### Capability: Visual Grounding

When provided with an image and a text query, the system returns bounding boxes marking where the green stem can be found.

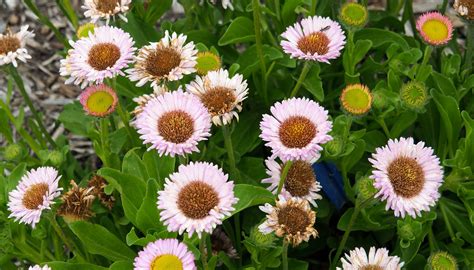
[464,22,474,70]
[200,234,209,270]
[252,0,268,105]
[116,100,139,146]
[276,161,293,196]
[100,118,110,167]
[332,204,361,269]
[282,241,289,270]
[274,0,281,21]
[9,66,57,148]
[310,0,317,16]
[290,62,311,97]
[222,125,240,181]
[234,213,242,267]
[376,118,391,138]
[48,215,86,261]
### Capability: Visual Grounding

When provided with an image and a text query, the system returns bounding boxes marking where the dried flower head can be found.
[88,175,115,210]
[57,180,95,222]
[454,0,474,20]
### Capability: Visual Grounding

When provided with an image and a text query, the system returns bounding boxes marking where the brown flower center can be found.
[22,183,49,210]
[277,205,311,235]
[200,87,237,116]
[145,47,182,78]
[0,35,20,55]
[157,110,194,144]
[279,116,317,148]
[177,181,219,219]
[95,0,119,13]
[361,265,383,270]
[387,157,424,198]
[297,32,330,55]
[88,43,121,71]
[284,161,316,197]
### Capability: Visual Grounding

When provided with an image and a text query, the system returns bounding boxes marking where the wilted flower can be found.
[134,238,196,270]
[337,247,404,270]
[416,12,453,46]
[87,175,115,210]
[0,26,34,67]
[57,180,95,222]
[454,0,474,20]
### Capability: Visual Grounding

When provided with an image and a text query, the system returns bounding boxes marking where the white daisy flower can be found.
[7,167,62,228]
[337,247,404,270]
[158,162,238,238]
[369,137,444,218]
[127,31,197,91]
[131,85,168,117]
[210,0,233,10]
[0,26,34,67]
[186,68,249,126]
[29,265,51,270]
[133,238,196,270]
[83,0,131,24]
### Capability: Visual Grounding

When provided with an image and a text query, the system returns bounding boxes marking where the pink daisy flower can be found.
[134,238,196,270]
[60,25,135,88]
[337,247,404,270]
[29,265,51,270]
[82,0,131,24]
[135,90,212,157]
[416,12,453,46]
[369,137,444,218]
[8,167,62,228]
[260,97,333,161]
[79,84,118,117]
[158,162,238,238]
[281,16,346,63]
[262,157,322,206]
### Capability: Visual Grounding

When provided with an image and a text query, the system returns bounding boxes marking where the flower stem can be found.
[48,214,86,261]
[252,0,268,105]
[310,0,317,16]
[376,118,391,138]
[282,241,289,270]
[276,161,293,196]
[200,233,209,270]
[331,205,360,269]
[100,118,110,167]
[222,124,240,181]
[116,100,139,146]
[8,65,57,148]
[290,62,311,97]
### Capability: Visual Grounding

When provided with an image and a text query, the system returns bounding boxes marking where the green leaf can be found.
[122,148,148,181]
[109,261,134,270]
[136,179,165,233]
[431,90,462,150]
[390,111,417,138]
[144,0,172,24]
[58,102,95,137]
[302,64,324,102]
[431,71,458,98]
[56,0,78,28]
[341,139,366,172]
[237,45,283,77]
[142,151,175,187]
[69,221,135,261]
[218,17,255,46]
[125,227,157,246]
[281,0,304,26]
[46,262,107,270]
[229,184,274,217]
[0,109,13,143]
[355,28,409,50]
[98,168,146,225]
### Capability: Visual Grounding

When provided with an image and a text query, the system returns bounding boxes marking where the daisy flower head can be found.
[7,167,62,228]
[135,90,212,157]
[127,31,197,91]
[131,85,168,117]
[79,84,118,117]
[29,265,51,270]
[337,247,404,270]
[369,137,444,218]
[340,84,373,116]
[134,238,196,270]
[0,26,34,67]
[259,195,317,247]
[157,162,238,238]
[83,0,131,24]
[281,16,346,63]
[61,25,135,88]
[186,68,248,126]
[262,158,322,206]
[416,12,453,46]
[260,97,333,161]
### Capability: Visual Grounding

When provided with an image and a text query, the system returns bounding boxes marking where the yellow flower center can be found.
[422,19,449,42]
[279,116,317,148]
[22,183,49,210]
[340,3,368,26]
[151,254,183,270]
[0,35,20,55]
[87,90,116,115]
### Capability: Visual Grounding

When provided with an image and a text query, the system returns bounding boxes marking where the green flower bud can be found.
[339,2,368,28]
[3,144,22,160]
[355,177,377,201]
[400,81,428,111]
[428,251,458,270]
[77,23,95,39]
[325,135,344,156]
[248,225,275,248]
[48,150,64,166]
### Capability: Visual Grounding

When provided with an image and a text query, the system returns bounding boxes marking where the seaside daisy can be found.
[28,265,51,270]
[339,2,368,28]
[340,84,373,116]
[134,238,196,270]
[400,81,428,111]
[369,137,444,218]
[186,69,248,126]
[428,251,458,270]
[158,162,238,238]
[281,16,346,63]
[135,90,211,157]
[127,31,197,91]
[79,84,118,117]
[454,0,474,19]
[0,26,34,67]
[416,12,453,46]
[60,25,135,87]
[83,0,131,24]
[262,158,322,206]
[337,247,404,270]
[131,85,168,116]
[260,97,333,161]
[195,51,221,75]
[7,167,62,228]
[259,196,317,246]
